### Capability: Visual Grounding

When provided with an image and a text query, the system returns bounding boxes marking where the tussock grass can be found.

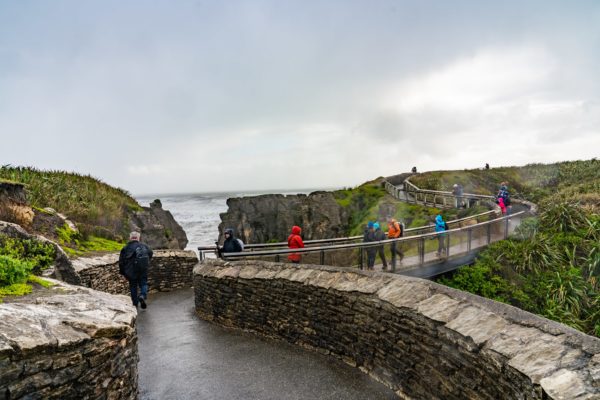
[0,165,142,240]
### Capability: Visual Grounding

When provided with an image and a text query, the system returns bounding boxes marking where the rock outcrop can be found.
[130,199,188,250]
[0,279,138,399]
[0,182,34,228]
[195,259,600,399]
[219,192,350,244]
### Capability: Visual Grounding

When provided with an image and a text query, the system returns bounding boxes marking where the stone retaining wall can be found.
[194,260,600,399]
[0,279,137,399]
[72,250,198,296]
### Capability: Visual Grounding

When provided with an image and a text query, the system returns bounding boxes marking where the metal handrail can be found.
[220,211,524,260]
[239,208,497,251]
[403,178,495,200]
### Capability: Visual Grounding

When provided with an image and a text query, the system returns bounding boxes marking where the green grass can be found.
[0,165,142,240]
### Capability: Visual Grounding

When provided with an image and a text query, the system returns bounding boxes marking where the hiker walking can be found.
[373,222,388,270]
[387,217,404,272]
[119,231,153,309]
[434,215,448,257]
[287,225,305,264]
[363,221,377,270]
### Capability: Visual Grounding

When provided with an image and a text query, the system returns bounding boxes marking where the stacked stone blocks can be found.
[194,260,600,399]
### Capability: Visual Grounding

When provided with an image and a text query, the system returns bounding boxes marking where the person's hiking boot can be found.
[139,297,147,309]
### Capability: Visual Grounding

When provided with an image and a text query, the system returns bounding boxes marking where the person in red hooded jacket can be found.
[287,225,305,263]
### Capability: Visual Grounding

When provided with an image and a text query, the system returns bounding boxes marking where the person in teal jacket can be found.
[435,215,447,257]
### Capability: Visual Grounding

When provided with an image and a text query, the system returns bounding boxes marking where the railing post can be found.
[419,237,425,265]
[275,254,280,262]
[467,228,472,252]
[445,233,450,257]
[504,217,509,239]
[320,250,325,265]
[487,223,491,245]
[359,247,364,270]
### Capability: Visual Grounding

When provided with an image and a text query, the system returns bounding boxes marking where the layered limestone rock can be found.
[0,279,137,399]
[72,250,198,295]
[0,182,34,228]
[219,192,349,244]
[194,259,600,399]
[131,199,188,250]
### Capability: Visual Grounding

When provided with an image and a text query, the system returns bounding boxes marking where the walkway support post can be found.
[320,250,325,265]
[487,224,492,245]
[467,228,472,252]
[504,218,510,239]
[359,248,364,270]
[419,237,425,265]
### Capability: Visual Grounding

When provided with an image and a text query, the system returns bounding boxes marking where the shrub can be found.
[0,255,34,286]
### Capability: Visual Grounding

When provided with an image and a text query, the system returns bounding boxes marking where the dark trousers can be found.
[366,249,376,269]
[128,273,148,306]
[376,246,387,268]
[390,241,404,271]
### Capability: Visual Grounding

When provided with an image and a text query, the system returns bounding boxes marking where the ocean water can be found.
[136,189,326,251]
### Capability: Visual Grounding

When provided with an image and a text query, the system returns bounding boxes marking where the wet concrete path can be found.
[137,289,397,400]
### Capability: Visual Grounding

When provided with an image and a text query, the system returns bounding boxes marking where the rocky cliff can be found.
[219,192,347,243]
[130,199,188,249]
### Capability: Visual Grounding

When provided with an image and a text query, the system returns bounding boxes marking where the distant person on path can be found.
[387,217,404,272]
[119,231,153,309]
[373,222,388,270]
[220,228,243,255]
[434,215,447,257]
[485,163,490,170]
[452,183,464,209]
[411,166,417,173]
[497,182,512,215]
[363,221,376,270]
[287,225,305,264]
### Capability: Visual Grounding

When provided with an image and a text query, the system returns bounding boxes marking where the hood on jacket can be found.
[367,221,374,229]
[224,228,234,236]
[291,225,302,235]
[373,222,380,230]
[435,215,444,224]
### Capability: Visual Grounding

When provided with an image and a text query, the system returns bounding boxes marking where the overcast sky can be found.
[1,1,599,195]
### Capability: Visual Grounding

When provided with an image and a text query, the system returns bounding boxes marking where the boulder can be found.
[130,199,188,250]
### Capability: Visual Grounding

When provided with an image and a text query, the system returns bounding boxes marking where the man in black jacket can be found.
[119,231,153,309]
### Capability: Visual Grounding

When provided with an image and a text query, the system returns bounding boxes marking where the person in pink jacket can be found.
[498,197,507,215]
[287,225,305,263]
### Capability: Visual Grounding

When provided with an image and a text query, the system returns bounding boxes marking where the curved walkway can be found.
[137,289,396,400]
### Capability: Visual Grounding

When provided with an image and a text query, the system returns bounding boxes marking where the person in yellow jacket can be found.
[387,217,404,272]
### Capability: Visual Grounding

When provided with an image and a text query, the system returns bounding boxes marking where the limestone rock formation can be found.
[219,192,348,243]
[0,279,138,399]
[130,199,188,250]
[0,182,34,228]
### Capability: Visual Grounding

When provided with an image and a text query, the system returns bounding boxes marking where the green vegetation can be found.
[436,159,600,337]
[0,234,55,274]
[56,223,124,256]
[0,165,142,241]
[0,235,56,302]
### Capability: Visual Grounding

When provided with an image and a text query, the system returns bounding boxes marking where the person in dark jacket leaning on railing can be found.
[220,228,242,256]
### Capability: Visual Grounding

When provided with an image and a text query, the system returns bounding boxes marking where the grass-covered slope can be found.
[0,165,141,240]
[332,178,488,236]
[431,159,600,336]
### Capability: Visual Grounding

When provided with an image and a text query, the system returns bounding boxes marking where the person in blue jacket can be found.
[435,215,447,257]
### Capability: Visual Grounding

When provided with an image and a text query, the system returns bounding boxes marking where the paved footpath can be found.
[137,288,396,400]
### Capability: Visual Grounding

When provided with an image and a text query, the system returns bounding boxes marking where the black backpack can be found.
[444,222,449,231]
[133,244,150,276]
